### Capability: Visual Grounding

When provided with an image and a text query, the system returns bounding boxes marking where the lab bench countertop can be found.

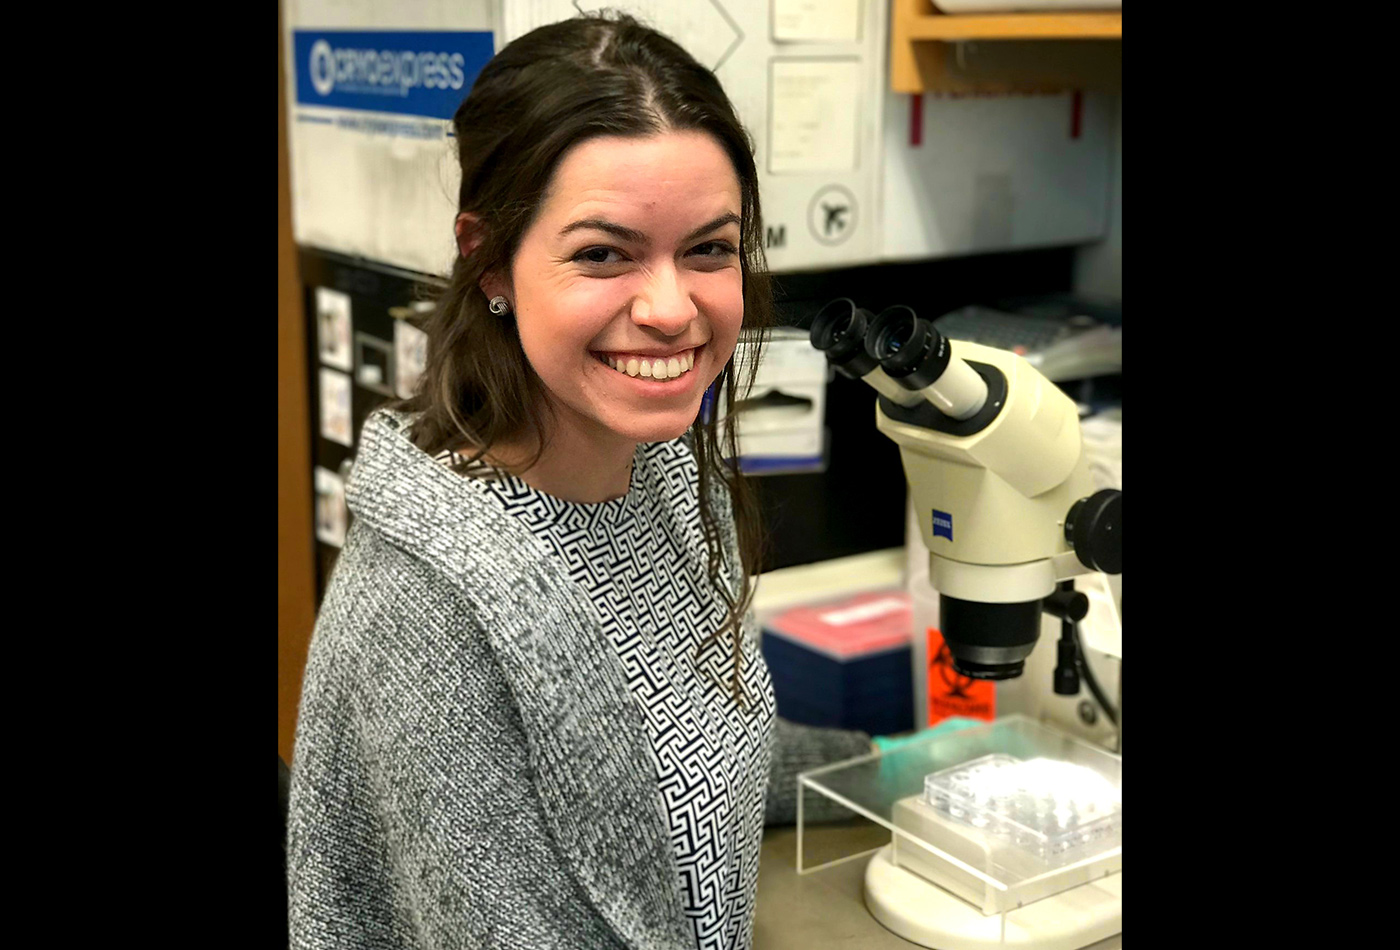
[755,824,917,949]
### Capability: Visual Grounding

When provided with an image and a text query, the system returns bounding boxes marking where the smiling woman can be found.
[480,131,745,461]
[286,12,876,950]
[399,15,775,705]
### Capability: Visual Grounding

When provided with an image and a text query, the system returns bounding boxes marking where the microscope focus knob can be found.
[1065,489,1122,574]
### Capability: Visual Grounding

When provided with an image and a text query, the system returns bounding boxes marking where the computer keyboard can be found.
[933,305,1087,354]
[933,305,1121,382]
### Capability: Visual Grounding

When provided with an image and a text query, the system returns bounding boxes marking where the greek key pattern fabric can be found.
[438,441,777,950]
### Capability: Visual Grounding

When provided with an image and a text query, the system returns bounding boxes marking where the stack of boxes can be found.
[760,589,914,737]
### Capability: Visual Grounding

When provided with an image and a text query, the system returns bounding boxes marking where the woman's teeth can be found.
[603,349,696,380]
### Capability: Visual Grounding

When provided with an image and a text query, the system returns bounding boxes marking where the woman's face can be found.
[498,130,745,447]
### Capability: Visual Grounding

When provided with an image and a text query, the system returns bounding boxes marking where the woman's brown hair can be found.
[389,11,772,705]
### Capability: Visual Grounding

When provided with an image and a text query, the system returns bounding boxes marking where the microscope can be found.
[804,300,1124,948]
[808,299,1121,691]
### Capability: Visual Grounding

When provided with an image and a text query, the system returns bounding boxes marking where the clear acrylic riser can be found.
[797,716,1122,923]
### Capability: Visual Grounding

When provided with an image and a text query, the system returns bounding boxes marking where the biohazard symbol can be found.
[932,643,977,699]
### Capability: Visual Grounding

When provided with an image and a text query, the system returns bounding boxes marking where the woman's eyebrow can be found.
[557,212,741,245]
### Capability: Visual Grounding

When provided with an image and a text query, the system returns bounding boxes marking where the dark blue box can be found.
[760,591,915,737]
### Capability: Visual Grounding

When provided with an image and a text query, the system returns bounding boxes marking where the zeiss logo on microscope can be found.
[293,31,494,119]
[932,510,954,542]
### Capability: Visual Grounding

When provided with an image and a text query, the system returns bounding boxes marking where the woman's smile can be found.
[590,344,703,389]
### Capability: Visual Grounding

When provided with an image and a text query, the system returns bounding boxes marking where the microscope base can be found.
[864,844,1122,950]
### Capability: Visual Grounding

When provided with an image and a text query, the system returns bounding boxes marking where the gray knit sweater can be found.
[286,408,872,950]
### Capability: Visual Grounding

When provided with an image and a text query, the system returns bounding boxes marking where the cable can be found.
[1071,621,1118,727]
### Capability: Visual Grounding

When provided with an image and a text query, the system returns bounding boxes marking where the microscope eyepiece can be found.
[865,306,988,420]
[865,306,951,386]
[810,298,878,379]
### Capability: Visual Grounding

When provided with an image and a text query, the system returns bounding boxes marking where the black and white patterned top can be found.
[436,440,777,950]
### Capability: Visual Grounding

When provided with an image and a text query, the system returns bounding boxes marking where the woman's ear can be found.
[455,212,484,260]
[457,212,511,306]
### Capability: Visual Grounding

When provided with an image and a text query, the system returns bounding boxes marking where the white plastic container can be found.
[922,754,1121,865]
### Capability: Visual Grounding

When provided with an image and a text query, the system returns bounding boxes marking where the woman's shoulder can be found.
[314,522,491,663]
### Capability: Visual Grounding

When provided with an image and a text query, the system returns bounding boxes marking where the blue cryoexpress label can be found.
[931,509,953,542]
[293,31,495,119]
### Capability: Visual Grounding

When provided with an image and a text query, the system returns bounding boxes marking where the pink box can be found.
[764,590,912,660]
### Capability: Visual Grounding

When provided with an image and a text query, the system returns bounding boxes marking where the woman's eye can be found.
[574,247,622,265]
[692,241,737,258]
[573,242,736,268]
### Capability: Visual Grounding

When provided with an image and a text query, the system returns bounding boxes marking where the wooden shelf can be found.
[892,3,1122,94]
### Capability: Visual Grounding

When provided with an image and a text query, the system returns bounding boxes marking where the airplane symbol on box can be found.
[808,185,857,246]
[821,203,848,234]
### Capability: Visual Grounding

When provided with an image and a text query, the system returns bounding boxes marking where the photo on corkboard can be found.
[314,466,347,548]
[354,333,395,397]
[315,287,352,371]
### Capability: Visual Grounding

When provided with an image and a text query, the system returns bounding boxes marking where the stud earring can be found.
[488,295,511,315]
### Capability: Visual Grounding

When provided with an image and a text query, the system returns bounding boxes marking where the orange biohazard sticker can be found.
[926,628,996,727]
